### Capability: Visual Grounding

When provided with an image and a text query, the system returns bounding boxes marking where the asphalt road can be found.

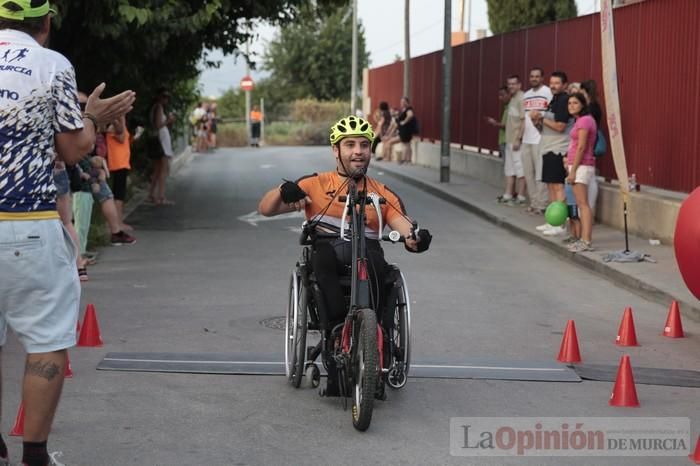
[3,146,698,465]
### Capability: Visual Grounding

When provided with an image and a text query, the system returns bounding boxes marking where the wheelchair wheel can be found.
[387,270,411,390]
[285,271,307,388]
[351,308,378,432]
[304,363,321,389]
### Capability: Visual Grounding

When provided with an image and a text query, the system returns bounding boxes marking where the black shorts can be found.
[541,152,567,184]
[111,169,129,201]
[568,205,579,219]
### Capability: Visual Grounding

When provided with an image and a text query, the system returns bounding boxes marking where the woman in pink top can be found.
[566,93,597,252]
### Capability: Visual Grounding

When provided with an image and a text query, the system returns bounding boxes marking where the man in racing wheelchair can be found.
[258,115,432,396]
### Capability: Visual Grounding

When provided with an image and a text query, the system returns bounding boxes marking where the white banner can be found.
[601,0,630,199]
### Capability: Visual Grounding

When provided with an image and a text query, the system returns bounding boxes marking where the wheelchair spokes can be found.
[285,271,307,388]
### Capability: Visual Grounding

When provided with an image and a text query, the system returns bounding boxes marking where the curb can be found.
[379,165,700,323]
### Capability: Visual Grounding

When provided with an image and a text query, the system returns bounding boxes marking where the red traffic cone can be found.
[609,355,640,407]
[65,351,73,378]
[690,435,700,464]
[10,402,24,436]
[77,304,103,347]
[615,307,639,346]
[557,320,582,363]
[662,300,684,338]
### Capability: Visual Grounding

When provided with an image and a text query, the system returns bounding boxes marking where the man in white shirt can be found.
[520,67,552,215]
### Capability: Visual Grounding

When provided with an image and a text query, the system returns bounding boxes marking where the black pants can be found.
[311,239,389,327]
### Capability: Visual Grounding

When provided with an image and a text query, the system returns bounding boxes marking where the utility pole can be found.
[245,43,251,145]
[350,0,358,114]
[403,0,410,98]
[441,0,452,183]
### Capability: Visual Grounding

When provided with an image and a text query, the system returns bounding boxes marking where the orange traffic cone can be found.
[77,304,103,347]
[662,301,684,338]
[557,320,582,363]
[609,355,640,407]
[10,402,24,436]
[615,307,639,346]
[65,351,73,378]
[690,435,700,464]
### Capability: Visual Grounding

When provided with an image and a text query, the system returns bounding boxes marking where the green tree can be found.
[486,0,577,34]
[48,0,342,127]
[263,5,369,101]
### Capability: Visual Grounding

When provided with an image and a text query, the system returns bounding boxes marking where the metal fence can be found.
[367,0,700,193]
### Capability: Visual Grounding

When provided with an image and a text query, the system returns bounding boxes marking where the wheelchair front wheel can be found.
[351,308,378,432]
[285,271,307,388]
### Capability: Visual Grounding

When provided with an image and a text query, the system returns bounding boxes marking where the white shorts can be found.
[158,127,174,157]
[0,219,80,353]
[568,165,595,185]
[504,144,524,177]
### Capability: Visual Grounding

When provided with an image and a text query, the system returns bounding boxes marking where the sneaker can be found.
[514,196,527,206]
[543,226,566,236]
[110,231,136,246]
[568,240,594,253]
[536,223,552,232]
[497,195,513,204]
[561,235,578,244]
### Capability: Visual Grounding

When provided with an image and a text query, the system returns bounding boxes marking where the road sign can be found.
[240,75,254,92]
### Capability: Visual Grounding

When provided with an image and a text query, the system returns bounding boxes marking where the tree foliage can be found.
[486,0,577,35]
[262,5,369,102]
[48,0,342,124]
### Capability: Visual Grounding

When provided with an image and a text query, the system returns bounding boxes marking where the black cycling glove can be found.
[279,180,307,204]
[406,229,432,253]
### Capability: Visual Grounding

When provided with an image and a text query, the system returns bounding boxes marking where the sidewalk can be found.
[374,160,700,322]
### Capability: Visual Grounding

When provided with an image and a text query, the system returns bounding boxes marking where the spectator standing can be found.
[383,97,416,164]
[0,4,135,464]
[149,88,176,205]
[250,104,262,147]
[53,159,88,281]
[566,93,598,252]
[106,115,137,231]
[580,80,602,217]
[521,68,552,215]
[372,101,393,160]
[486,86,510,159]
[190,102,207,152]
[531,71,570,236]
[208,102,218,150]
[498,75,527,205]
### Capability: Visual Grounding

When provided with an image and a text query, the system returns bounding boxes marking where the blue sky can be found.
[198,0,600,98]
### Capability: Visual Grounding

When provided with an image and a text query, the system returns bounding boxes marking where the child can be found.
[89,155,109,194]
[563,183,580,243]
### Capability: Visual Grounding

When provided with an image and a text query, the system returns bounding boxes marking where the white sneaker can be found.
[543,226,566,236]
[536,223,552,231]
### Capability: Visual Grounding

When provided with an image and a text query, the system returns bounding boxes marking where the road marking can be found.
[259,164,275,169]
[237,210,304,227]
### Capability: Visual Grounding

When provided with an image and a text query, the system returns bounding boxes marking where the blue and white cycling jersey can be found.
[0,29,83,217]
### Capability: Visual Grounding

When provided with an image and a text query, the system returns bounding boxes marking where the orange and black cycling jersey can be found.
[296,171,407,240]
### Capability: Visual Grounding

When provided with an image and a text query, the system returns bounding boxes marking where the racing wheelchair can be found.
[284,179,413,431]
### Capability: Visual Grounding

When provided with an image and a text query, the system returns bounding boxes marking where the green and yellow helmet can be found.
[0,0,55,20]
[329,115,375,145]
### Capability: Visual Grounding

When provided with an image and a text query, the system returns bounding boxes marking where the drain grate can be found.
[260,316,286,331]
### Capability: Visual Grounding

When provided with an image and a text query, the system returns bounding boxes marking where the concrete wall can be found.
[413,141,683,244]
